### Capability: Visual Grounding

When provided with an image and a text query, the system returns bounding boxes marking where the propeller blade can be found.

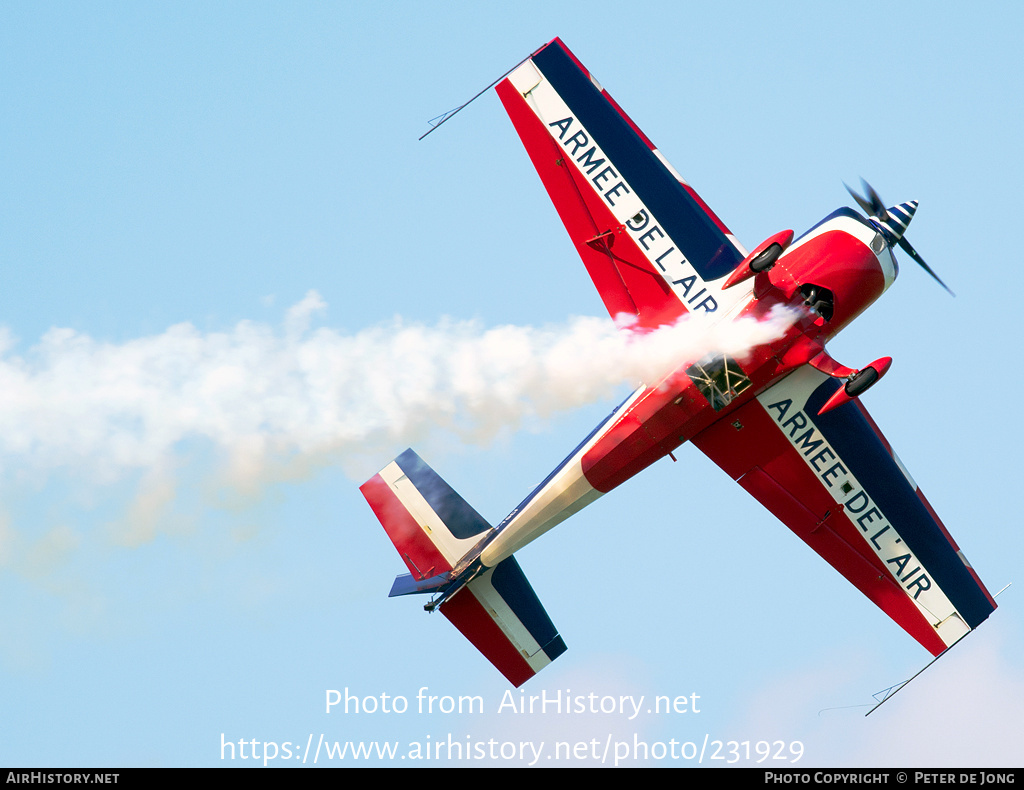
[897,237,955,296]
[844,181,875,216]
[861,179,890,222]
[844,179,952,295]
[845,179,890,221]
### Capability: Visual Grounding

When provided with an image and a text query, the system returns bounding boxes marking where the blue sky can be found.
[2,1,1022,767]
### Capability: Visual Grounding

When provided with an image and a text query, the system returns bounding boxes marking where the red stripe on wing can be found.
[496,72,686,328]
[693,397,949,656]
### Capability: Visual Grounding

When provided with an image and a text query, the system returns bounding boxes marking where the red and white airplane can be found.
[360,38,996,687]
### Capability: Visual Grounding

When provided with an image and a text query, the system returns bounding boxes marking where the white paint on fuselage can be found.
[478,215,891,569]
[480,385,647,567]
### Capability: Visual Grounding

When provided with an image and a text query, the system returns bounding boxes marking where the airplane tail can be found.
[360,449,567,686]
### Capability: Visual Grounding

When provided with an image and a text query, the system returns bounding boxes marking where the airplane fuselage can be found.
[479,207,897,567]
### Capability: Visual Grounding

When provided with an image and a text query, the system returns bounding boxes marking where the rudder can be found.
[360,448,491,580]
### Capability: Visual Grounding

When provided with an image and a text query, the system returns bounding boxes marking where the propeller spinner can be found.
[845,179,954,296]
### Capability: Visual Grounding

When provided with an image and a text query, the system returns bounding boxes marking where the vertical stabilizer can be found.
[360,449,568,685]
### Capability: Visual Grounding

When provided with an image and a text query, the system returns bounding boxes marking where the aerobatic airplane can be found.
[360,38,996,687]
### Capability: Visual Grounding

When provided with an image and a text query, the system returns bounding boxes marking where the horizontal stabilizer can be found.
[440,557,566,687]
[389,571,451,597]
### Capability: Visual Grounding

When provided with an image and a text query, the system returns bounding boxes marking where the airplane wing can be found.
[691,365,997,655]
[496,38,747,329]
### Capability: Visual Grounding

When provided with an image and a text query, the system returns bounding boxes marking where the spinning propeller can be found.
[844,179,954,296]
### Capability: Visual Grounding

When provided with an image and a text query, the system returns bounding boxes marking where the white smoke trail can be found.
[0,292,798,502]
